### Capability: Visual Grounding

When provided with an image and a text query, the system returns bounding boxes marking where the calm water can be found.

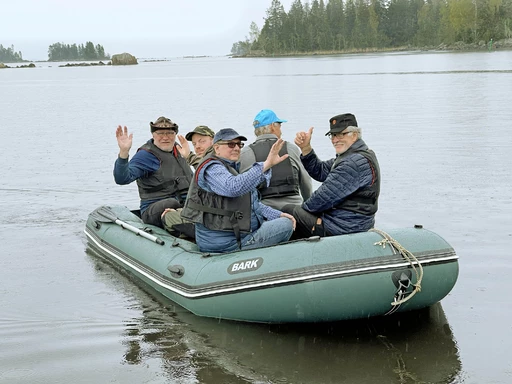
[1,51,511,383]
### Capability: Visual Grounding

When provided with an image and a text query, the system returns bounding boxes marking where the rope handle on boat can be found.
[370,228,424,306]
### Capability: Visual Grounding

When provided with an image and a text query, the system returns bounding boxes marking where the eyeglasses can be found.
[218,141,244,149]
[155,131,176,137]
[327,131,352,139]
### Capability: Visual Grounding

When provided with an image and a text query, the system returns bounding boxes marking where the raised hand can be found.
[116,125,133,159]
[263,138,289,172]
[176,135,191,158]
[294,126,314,155]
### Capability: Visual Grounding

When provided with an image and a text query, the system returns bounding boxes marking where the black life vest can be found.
[332,146,380,215]
[180,154,252,245]
[249,139,300,198]
[136,140,193,202]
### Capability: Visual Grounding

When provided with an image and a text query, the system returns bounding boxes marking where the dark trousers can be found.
[281,204,328,239]
[141,198,182,228]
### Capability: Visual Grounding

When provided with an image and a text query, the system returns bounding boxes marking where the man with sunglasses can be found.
[114,116,193,228]
[240,109,312,210]
[282,113,380,239]
[181,128,296,253]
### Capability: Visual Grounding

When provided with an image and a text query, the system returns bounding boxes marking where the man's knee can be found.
[281,204,299,215]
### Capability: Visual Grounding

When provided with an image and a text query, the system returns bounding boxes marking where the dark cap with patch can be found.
[150,116,179,133]
[185,125,215,141]
[326,113,358,136]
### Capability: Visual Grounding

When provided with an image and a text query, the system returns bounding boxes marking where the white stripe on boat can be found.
[85,229,458,299]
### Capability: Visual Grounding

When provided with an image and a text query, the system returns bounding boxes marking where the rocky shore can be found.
[0,63,35,69]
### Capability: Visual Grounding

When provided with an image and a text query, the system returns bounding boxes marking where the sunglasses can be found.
[218,141,245,149]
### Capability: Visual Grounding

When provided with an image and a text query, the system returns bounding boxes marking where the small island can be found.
[231,0,512,57]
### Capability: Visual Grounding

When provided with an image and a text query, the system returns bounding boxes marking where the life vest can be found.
[249,139,300,198]
[331,145,380,215]
[136,140,192,202]
[180,154,252,245]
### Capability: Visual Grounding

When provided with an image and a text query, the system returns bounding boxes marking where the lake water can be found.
[1,51,511,383]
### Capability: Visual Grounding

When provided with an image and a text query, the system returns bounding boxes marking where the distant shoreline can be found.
[231,39,512,58]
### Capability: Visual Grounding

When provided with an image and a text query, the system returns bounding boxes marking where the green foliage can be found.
[231,22,261,55]
[48,42,110,61]
[236,0,512,55]
[0,44,23,62]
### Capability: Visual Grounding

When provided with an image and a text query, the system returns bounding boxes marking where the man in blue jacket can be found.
[181,128,296,253]
[283,113,380,238]
[114,116,193,228]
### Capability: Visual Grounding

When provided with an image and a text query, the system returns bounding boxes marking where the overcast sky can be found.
[2,0,295,61]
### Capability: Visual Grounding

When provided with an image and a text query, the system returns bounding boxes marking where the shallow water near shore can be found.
[1,51,511,383]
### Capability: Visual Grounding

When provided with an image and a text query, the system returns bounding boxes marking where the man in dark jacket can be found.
[114,116,193,228]
[282,113,380,238]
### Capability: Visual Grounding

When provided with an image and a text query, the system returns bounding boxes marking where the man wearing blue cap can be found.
[282,113,380,238]
[240,109,312,210]
[181,128,296,253]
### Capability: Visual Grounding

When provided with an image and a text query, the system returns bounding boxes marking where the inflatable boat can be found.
[84,205,459,323]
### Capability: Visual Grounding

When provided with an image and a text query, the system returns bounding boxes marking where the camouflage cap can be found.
[150,116,179,133]
[185,125,215,141]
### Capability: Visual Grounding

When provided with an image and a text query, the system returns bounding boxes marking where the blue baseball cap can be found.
[213,128,248,144]
[253,109,287,129]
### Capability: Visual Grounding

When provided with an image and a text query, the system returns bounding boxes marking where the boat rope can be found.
[370,228,424,306]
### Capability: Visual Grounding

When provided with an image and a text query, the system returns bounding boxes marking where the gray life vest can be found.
[249,139,300,198]
[180,154,252,245]
[331,146,380,215]
[136,140,192,202]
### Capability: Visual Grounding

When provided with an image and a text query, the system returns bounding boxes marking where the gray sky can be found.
[2,0,294,61]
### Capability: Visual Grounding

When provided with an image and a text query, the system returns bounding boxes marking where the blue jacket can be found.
[301,139,378,235]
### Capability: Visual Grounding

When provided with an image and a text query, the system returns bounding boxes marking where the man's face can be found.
[191,133,213,156]
[214,140,244,162]
[152,129,177,152]
[329,130,358,155]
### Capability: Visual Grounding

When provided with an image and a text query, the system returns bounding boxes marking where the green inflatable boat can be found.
[84,205,459,323]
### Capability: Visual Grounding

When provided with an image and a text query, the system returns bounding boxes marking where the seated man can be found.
[177,125,215,169]
[161,125,216,236]
[181,128,296,253]
[282,113,380,238]
[113,116,193,228]
[240,109,312,210]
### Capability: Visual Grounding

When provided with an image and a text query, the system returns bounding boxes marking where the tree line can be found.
[0,44,23,62]
[232,0,512,55]
[48,41,110,61]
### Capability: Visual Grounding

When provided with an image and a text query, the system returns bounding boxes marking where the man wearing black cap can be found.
[282,113,380,238]
[113,116,193,228]
[181,128,296,253]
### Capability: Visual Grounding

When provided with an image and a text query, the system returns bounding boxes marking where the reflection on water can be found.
[88,248,462,384]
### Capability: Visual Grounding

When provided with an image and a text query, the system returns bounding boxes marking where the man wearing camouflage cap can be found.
[282,113,381,239]
[114,116,193,228]
[177,125,215,169]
